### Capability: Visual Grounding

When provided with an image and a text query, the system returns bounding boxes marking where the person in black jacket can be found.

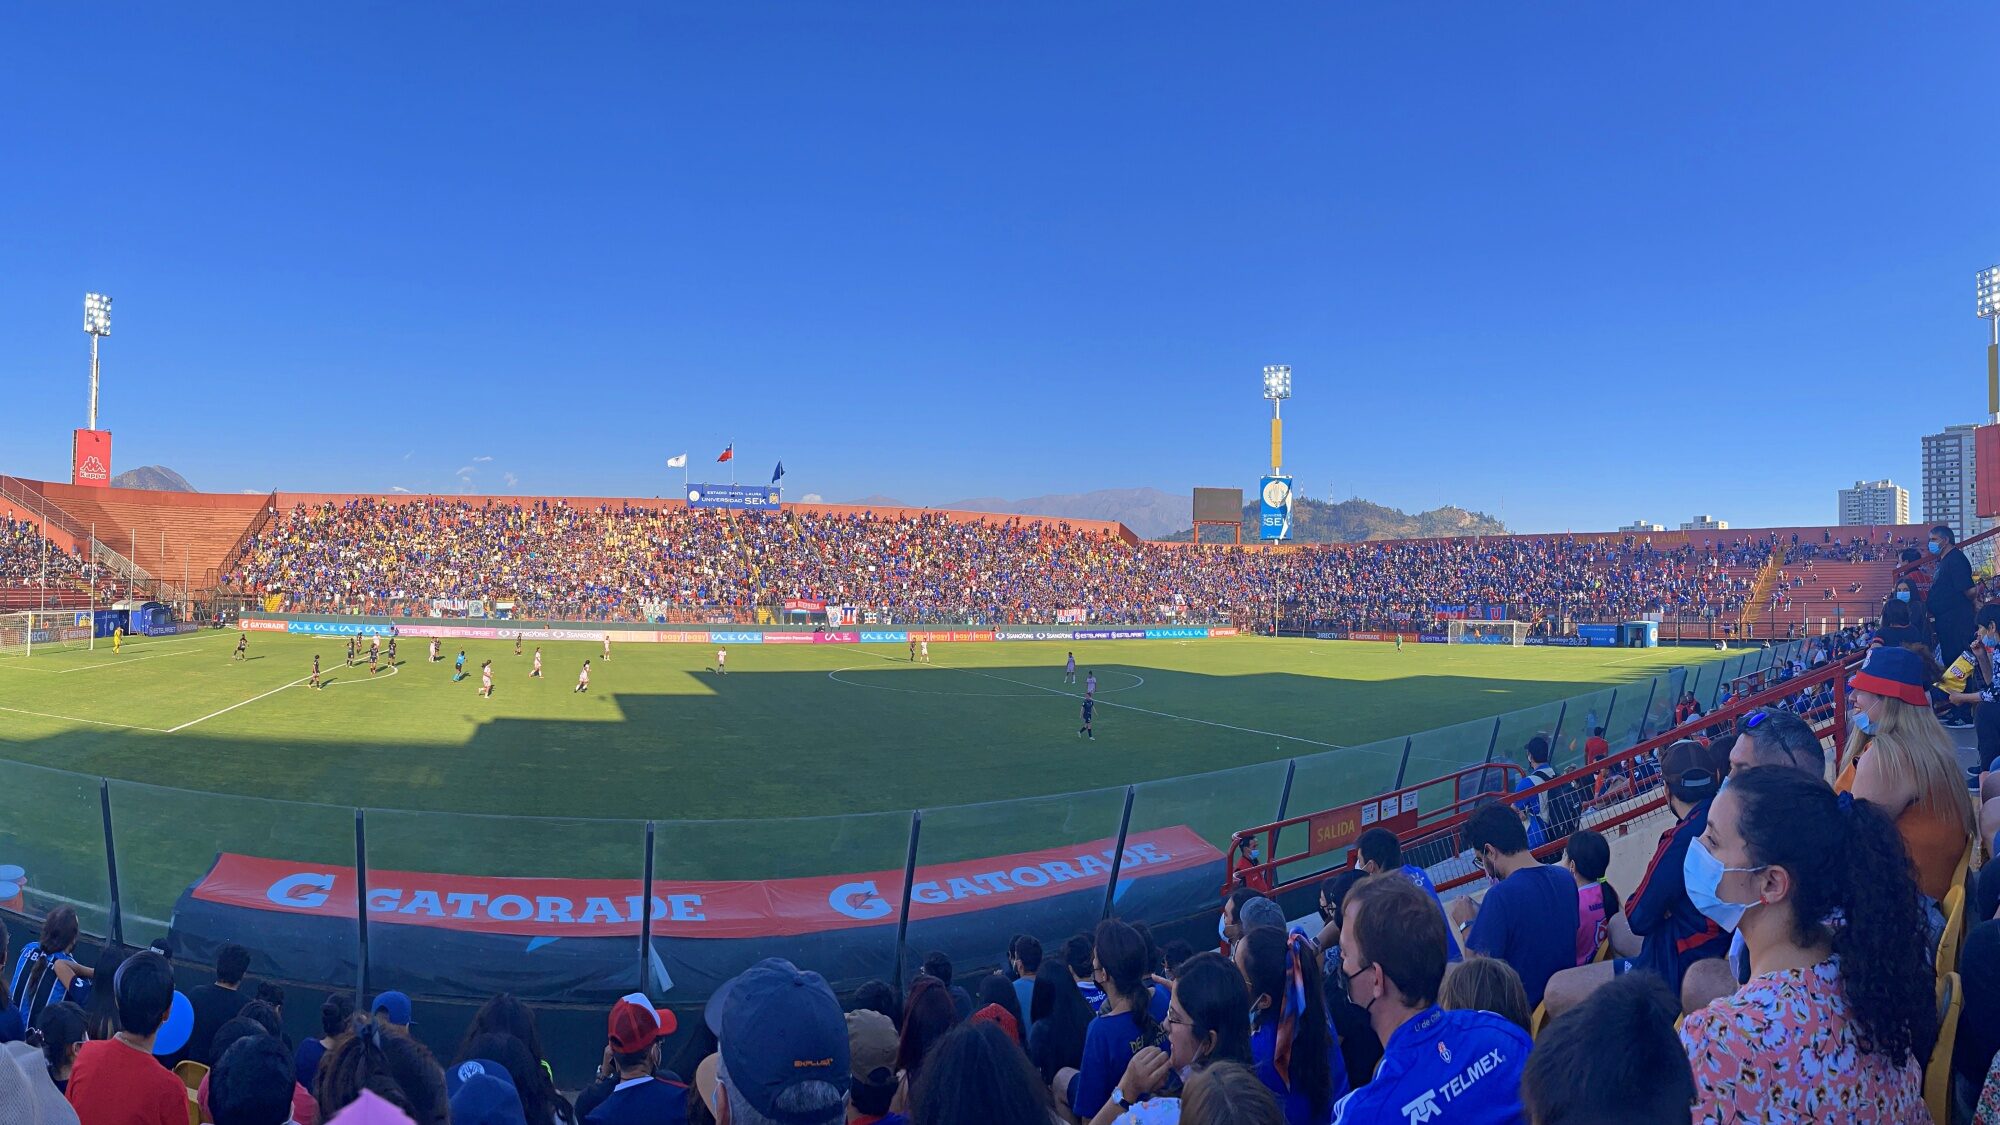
[1930,525,1976,725]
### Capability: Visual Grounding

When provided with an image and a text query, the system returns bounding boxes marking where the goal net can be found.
[1446,620,1529,646]
[0,611,96,657]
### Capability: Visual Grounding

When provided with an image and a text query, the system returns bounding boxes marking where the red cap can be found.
[608,994,678,1054]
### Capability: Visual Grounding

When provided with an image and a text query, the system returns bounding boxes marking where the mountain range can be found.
[842,487,1507,541]
[111,465,195,492]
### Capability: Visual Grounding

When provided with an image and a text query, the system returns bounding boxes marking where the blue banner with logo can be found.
[859,631,908,643]
[686,483,781,511]
[1145,626,1209,639]
[286,620,394,637]
[1258,476,1293,541]
[1577,624,1620,647]
[709,630,765,644]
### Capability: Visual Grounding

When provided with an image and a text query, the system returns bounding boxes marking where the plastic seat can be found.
[1926,971,1960,1125]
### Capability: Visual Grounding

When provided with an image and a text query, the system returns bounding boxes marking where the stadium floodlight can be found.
[1262,364,1293,401]
[1982,267,2000,420]
[83,292,112,431]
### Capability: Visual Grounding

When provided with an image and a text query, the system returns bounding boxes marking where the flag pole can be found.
[731,441,737,486]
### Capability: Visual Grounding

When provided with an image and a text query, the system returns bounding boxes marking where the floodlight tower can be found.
[83,293,112,429]
[1980,267,2000,421]
[1262,364,1291,475]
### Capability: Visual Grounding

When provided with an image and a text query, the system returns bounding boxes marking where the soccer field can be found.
[0,629,1728,938]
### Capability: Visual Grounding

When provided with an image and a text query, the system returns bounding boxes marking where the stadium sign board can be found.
[686,483,781,511]
[1258,475,1293,541]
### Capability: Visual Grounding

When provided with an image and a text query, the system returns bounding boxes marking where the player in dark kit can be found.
[346,637,356,666]
[233,633,247,661]
[310,654,321,690]
[1078,698,1095,740]
[515,632,523,656]
[386,636,397,663]
[369,635,380,674]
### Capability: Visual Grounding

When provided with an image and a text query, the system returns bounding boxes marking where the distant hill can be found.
[837,488,1189,538]
[1161,495,1507,543]
[111,465,195,492]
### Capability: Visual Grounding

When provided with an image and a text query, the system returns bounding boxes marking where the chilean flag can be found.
[716,445,734,463]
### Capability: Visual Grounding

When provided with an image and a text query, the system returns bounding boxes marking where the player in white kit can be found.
[716,647,728,675]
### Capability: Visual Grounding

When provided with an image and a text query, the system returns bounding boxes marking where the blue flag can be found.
[772,461,785,484]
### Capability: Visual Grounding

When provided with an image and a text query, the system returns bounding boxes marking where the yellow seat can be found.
[173,1060,207,1094]
[1937,885,1966,980]
[1529,1001,1548,1038]
[1592,935,1612,963]
[1926,972,1961,1125]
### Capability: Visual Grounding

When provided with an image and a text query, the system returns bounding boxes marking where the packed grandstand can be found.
[4,476,1999,1125]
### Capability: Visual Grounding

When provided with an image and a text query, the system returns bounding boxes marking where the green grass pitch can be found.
[0,629,1723,940]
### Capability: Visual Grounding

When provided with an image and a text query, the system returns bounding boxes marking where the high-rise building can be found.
[1837,480,1909,526]
[1679,515,1728,531]
[1618,520,1665,533]
[1920,426,1992,551]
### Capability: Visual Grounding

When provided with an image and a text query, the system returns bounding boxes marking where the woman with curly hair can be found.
[1679,766,1937,1122]
[314,1018,448,1125]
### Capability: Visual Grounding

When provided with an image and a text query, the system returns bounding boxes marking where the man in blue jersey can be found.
[1332,874,1529,1124]
[1445,802,1579,1008]
[1356,828,1461,963]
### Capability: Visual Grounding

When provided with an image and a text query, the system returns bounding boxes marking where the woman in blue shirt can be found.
[1236,926,1345,1125]
[1069,921,1171,1120]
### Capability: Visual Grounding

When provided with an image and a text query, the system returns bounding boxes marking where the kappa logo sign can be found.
[78,456,107,481]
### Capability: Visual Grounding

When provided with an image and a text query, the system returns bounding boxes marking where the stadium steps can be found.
[32,483,266,598]
[1737,548,1784,631]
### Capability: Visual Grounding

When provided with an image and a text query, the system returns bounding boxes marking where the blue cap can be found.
[704,958,849,1124]
[447,1060,527,1125]
[371,990,413,1026]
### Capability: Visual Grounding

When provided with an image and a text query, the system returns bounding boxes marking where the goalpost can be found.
[0,611,97,657]
[1446,620,1530,647]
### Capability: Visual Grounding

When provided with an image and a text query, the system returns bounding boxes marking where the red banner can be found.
[1210,627,1239,637]
[71,429,112,487]
[190,826,1220,940]
[783,598,826,613]
[240,619,288,632]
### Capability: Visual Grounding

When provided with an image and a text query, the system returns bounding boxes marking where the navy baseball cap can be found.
[703,958,849,1124]
[446,1059,527,1125]
[371,990,413,1026]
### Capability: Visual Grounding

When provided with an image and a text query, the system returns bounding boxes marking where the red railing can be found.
[1222,648,1865,899]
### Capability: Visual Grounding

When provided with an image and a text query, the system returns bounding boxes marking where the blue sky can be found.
[2,3,1995,533]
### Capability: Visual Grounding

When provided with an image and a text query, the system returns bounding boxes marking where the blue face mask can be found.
[1930,541,1943,555]
[1896,590,1911,602]
[1219,913,1230,944]
[1853,709,1874,735]
[1682,836,1766,933]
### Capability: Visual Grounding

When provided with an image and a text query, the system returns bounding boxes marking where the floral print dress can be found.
[1680,956,1930,1124]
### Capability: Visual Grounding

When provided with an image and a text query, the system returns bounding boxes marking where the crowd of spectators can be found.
[0,518,106,597]
[220,499,1913,630]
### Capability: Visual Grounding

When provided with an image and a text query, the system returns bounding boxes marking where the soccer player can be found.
[716,646,727,675]
[479,660,493,698]
[386,636,397,663]
[454,649,467,681]
[531,647,543,678]
[575,660,591,694]
[1078,697,1095,740]
[1085,670,1097,698]
[1396,632,1404,651]
[603,634,612,661]
[908,638,918,661]
[429,638,440,663]
[369,635,380,674]
[346,637,357,667]
[309,653,321,690]
[1065,651,1076,684]
[233,633,248,661]
[920,638,930,663]
[112,626,122,654]
[515,632,523,656]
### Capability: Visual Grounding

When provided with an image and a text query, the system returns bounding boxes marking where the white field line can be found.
[0,704,170,733]
[836,646,1366,754]
[57,647,208,673]
[166,660,403,732]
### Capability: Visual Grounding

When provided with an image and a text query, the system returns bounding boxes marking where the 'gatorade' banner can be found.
[188,826,1220,941]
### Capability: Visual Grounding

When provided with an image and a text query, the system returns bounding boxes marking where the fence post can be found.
[1549,701,1568,761]
[1635,678,1659,741]
[354,810,370,1005]
[1600,689,1619,747]
[1100,786,1138,921]
[1273,760,1297,823]
[1480,717,1502,768]
[637,821,656,993]
[892,811,922,987]
[98,780,124,948]
[1392,736,1414,789]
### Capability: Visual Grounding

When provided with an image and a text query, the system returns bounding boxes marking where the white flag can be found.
[666,453,688,468]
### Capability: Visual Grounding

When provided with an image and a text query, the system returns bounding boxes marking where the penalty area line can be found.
[0,704,170,733]
[837,647,1366,755]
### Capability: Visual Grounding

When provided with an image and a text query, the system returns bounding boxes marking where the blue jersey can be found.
[1401,865,1463,963]
[1081,700,1094,721]
[1332,1007,1528,1125]
[455,654,466,669]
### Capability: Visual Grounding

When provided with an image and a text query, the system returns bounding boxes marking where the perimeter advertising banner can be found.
[686,483,781,511]
[1258,476,1293,541]
[71,429,112,487]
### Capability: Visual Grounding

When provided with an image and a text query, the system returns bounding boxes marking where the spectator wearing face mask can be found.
[1353,829,1460,964]
[1086,952,1252,1125]
[1444,802,1579,1009]
[1331,875,1529,1124]
[1841,646,1977,905]
[1679,767,1935,1122]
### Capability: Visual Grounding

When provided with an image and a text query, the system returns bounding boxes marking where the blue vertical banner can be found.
[1259,476,1293,541]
